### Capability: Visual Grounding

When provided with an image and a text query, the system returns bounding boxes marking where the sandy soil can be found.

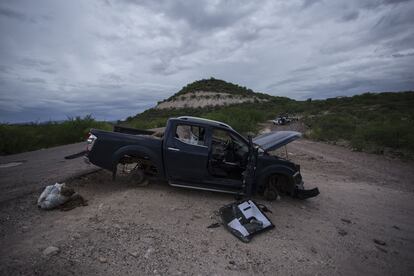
[156,91,266,109]
[1,129,413,275]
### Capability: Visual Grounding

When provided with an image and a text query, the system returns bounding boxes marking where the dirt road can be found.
[0,143,98,203]
[1,137,413,275]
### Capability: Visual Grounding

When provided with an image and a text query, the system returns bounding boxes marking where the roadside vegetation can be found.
[302,92,414,157]
[0,115,112,155]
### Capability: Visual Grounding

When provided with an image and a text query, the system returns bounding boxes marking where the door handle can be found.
[168,147,180,152]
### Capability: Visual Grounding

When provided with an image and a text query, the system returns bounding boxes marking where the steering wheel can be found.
[224,139,232,150]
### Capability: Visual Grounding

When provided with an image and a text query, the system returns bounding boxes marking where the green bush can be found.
[0,115,112,155]
[302,92,414,157]
[351,119,414,154]
[204,105,266,134]
[306,114,356,141]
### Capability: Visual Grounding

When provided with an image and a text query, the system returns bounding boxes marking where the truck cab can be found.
[163,117,250,194]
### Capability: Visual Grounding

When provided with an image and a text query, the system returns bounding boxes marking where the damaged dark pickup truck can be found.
[84,116,319,200]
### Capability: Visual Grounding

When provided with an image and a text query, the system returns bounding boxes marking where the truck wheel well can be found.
[261,173,294,199]
[113,154,158,179]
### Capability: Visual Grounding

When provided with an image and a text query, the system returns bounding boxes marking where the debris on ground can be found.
[59,193,88,211]
[373,239,387,246]
[219,200,274,243]
[338,229,348,236]
[98,257,107,263]
[341,218,352,224]
[207,222,221,229]
[129,251,139,258]
[256,203,273,213]
[37,183,87,210]
[38,183,70,209]
[375,246,388,253]
[42,246,59,256]
[144,247,155,259]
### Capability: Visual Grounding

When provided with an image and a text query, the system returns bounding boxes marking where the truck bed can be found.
[87,128,164,173]
[113,125,165,138]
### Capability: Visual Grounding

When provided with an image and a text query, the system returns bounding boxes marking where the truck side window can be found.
[211,129,248,163]
[175,124,206,146]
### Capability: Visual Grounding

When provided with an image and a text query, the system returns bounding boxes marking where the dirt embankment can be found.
[1,131,414,275]
[155,91,267,109]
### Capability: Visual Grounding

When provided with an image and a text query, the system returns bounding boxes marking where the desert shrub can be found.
[302,92,414,157]
[351,119,414,154]
[205,107,265,134]
[305,114,356,141]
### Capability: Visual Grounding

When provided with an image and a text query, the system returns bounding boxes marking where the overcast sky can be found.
[0,0,413,123]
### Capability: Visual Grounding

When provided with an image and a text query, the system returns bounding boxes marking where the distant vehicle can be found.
[272,116,290,125]
[272,115,298,125]
[84,116,319,200]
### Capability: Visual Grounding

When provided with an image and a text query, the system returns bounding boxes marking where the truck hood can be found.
[253,131,301,152]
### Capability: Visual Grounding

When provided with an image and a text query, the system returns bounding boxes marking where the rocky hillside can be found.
[155,78,270,109]
[156,91,266,109]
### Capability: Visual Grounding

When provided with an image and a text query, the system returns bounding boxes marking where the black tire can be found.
[264,175,279,201]
[264,174,292,200]
[130,168,148,186]
[264,187,277,201]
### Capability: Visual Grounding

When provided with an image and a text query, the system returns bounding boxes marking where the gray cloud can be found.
[0,0,413,123]
[301,0,321,9]
[18,58,53,68]
[392,52,414,58]
[120,0,257,31]
[0,7,27,21]
[21,77,46,84]
[341,10,359,22]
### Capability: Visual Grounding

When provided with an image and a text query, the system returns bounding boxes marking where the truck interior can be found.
[208,128,249,180]
[175,124,206,146]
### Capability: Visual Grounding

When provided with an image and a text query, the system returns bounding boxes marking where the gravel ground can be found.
[1,133,413,275]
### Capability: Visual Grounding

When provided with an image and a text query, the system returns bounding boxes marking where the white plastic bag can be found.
[37,183,70,210]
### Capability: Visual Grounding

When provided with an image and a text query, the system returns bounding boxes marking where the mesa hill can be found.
[155,78,272,109]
